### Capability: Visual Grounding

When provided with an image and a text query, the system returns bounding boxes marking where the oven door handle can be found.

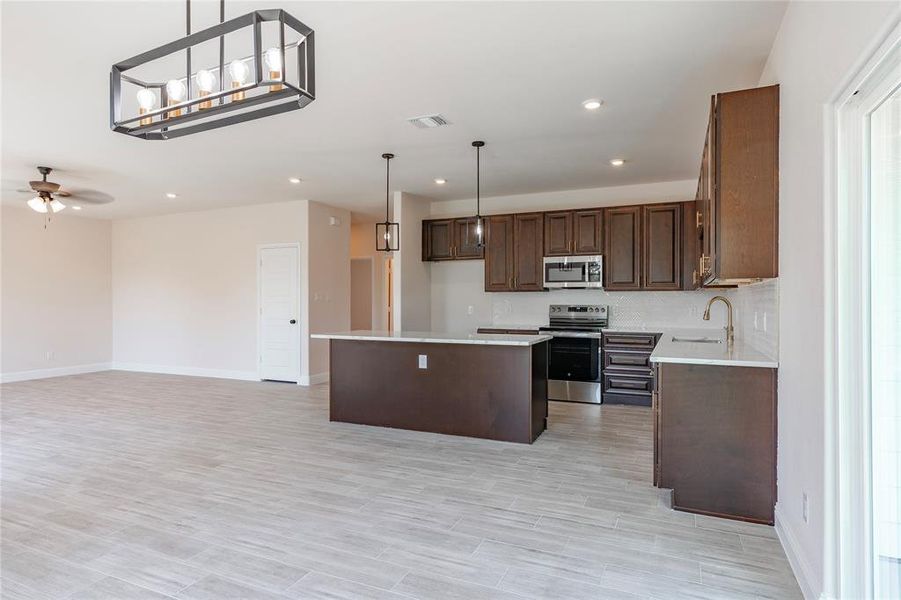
[540,330,604,339]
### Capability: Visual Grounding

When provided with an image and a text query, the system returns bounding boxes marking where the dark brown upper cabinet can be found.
[513,213,545,291]
[699,84,779,285]
[572,209,603,255]
[484,213,544,292]
[604,206,642,290]
[682,201,701,290]
[484,215,515,291]
[454,218,485,259]
[642,203,682,290]
[422,219,454,261]
[422,218,484,261]
[543,209,603,256]
[544,211,573,256]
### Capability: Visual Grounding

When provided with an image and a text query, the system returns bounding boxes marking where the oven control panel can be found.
[549,304,608,316]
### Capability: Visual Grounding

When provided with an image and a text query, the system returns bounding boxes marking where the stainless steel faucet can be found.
[703,295,734,348]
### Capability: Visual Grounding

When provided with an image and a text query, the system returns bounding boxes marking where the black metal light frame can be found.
[472,140,485,248]
[376,153,399,252]
[110,8,315,140]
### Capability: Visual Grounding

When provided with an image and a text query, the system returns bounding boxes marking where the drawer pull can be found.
[609,378,648,390]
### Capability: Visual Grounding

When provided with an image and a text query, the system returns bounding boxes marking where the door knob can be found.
[289,319,296,324]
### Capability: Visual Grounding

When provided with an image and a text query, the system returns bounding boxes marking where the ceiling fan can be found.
[14,166,113,227]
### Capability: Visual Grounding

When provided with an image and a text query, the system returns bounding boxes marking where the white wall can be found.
[112,199,348,384]
[758,2,899,598]
[0,206,112,381]
[112,201,307,380]
[393,191,432,331]
[306,201,351,381]
[350,223,388,331]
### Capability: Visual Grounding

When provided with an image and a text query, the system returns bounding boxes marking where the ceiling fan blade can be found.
[60,189,114,205]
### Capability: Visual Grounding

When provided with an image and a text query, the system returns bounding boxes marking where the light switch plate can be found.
[418,355,428,369]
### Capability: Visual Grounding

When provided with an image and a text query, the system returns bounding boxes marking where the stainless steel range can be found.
[539,304,609,404]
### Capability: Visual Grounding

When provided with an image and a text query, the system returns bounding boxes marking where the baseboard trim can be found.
[775,504,820,600]
[0,363,113,383]
[111,363,259,382]
[298,372,329,386]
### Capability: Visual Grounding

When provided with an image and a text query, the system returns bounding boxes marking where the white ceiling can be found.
[1,1,787,220]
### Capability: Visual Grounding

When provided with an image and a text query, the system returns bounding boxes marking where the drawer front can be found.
[603,332,658,350]
[604,350,652,372]
[603,373,653,395]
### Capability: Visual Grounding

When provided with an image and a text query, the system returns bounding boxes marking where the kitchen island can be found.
[311,331,551,444]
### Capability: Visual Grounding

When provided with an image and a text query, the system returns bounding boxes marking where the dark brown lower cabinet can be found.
[655,362,777,524]
[602,332,660,406]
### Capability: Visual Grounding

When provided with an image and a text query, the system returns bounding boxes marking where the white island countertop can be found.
[311,330,552,347]
[649,328,778,369]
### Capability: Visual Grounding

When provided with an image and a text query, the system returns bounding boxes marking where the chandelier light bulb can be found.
[264,47,282,72]
[136,88,156,110]
[229,59,249,85]
[196,69,216,93]
[166,79,187,101]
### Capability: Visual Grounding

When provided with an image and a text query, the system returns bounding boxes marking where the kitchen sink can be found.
[671,336,723,344]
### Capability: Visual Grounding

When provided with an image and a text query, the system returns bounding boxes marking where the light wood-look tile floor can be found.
[1,372,801,600]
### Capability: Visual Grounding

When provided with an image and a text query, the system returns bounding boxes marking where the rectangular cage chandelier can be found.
[110,5,314,140]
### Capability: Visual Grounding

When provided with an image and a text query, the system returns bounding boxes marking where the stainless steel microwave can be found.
[543,255,603,289]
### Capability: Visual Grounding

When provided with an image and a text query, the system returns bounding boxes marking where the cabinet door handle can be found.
[696,210,702,228]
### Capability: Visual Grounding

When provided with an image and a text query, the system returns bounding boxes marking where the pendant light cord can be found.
[186,0,192,109]
[385,156,390,223]
[476,144,480,218]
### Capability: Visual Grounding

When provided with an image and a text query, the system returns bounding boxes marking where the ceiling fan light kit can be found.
[110,1,315,140]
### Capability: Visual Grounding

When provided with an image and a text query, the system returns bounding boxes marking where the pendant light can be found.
[472,140,485,247]
[376,153,399,252]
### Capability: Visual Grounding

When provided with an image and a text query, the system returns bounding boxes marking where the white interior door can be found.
[259,245,300,382]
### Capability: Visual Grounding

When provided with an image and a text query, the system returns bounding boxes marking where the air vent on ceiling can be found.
[407,114,451,129]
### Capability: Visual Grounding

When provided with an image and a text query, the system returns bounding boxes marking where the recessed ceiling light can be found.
[609,158,625,167]
[72,205,82,210]
[583,99,603,110]
[165,192,178,199]
[434,178,447,185]
[289,177,301,184]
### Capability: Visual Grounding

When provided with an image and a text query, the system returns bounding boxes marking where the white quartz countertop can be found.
[311,330,552,347]
[648,328,778,369]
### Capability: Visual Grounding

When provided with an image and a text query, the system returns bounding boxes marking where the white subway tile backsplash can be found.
[429,261,778,360]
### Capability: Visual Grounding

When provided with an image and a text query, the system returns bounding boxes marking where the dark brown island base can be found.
[312,331,551,444]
